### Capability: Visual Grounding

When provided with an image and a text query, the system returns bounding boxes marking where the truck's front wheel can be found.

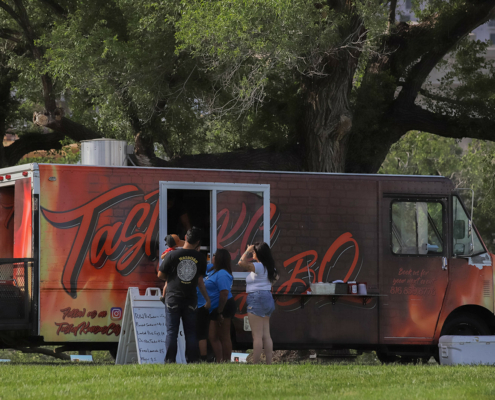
[435,313,491,364]
[441,314,491,336]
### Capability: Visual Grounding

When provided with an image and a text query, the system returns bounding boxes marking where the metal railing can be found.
[0,258,36,331]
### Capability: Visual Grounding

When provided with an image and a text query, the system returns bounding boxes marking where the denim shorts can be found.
[246,291,275,317]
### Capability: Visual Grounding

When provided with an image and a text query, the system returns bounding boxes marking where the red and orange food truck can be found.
[0,163,493,361]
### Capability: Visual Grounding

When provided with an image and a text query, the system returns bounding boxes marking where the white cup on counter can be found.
[358,283,367,295]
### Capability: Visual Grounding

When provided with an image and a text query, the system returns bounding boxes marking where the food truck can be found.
[0,159,493,361]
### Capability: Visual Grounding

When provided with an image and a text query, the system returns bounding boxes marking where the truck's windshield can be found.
[391,201,443,255]
[453,196,485,256]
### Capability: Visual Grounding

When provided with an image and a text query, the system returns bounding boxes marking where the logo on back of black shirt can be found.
[177,259,197,283]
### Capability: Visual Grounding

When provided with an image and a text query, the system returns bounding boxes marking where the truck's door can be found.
[380,195,449,343]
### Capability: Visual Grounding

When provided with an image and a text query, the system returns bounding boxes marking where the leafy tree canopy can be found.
[177,0,495,172]
[0,0,494,174]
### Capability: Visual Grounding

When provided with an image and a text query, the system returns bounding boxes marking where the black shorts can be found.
[196,306,210,341]
[210,297,236,321]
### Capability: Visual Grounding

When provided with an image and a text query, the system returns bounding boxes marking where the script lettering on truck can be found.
[41,185,160,298]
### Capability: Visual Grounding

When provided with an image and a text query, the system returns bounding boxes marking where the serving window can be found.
[159,181,270,280]
[391,200,444,256]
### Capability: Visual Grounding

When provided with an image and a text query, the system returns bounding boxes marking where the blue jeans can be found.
[165,301,199,363]
[247,290,275,317]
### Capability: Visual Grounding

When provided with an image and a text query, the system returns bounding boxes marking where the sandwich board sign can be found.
[115,287,186,364]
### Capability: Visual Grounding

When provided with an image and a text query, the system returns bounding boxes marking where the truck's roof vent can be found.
[80,139,134,166]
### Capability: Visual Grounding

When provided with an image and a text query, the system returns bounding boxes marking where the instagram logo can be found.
[110,307,122,320]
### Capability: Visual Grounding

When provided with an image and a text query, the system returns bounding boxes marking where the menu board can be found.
[133,307,166,363]
[115,287,186,365]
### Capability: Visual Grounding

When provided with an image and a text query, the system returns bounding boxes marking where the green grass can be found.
[1,361,495,399]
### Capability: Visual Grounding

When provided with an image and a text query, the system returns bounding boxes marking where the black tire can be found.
[441,314,491,336]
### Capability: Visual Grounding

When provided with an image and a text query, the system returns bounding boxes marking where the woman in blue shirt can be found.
[205,248,235,362]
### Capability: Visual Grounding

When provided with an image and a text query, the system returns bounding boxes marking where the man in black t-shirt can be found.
[158,227,210,363]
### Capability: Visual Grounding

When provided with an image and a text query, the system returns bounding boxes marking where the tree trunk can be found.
[134,132,156,167]
[300,53,358,172]
[345,67,400,174]
[345,124,402,173]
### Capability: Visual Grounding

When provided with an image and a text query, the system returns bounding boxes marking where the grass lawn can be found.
[1,359,495,399]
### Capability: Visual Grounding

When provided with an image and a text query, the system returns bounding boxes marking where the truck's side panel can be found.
[37,164,465,348]
[38,165,383,344]
[265,176,379,347]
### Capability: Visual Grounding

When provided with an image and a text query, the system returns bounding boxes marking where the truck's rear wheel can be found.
[441,314,491,336]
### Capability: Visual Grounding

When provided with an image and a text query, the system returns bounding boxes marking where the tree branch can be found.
[11,0,40,52]
[2,131,65,166]
[1,112,103,166]
[0,28,21,43]
[2,1,56,111]
[397,0,495,105]
[2,124,100,166]
[37,0,67,17]
[419,88,494,116]
[392,104,495,140]
[32,111,103,141]
[388,0,397,31]
[0,2,23,29]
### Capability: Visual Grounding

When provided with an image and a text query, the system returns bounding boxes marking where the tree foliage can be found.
[178,0,495,172]
[381,131,495,252]
[0,0,494,174]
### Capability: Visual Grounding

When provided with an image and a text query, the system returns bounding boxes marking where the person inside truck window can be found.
[167,190,192,239]
[238,242,278,365]
[206,249,236,363]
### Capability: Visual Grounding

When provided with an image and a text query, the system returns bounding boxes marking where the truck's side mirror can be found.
[454,243,465,256]
[453,220,465,239]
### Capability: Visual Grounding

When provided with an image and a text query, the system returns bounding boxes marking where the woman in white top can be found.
[238,242,277,364]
